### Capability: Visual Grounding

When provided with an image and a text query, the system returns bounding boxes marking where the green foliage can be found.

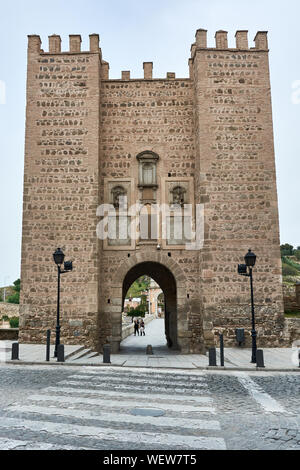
[6,278,20,304]
[280,244,300,279]
[282,256,300,271]
[7,293,20,304]
[282,262,299,277]
[284,311,300,318]
[13,279,20,292]
[127,306,146,318]
[294,250,300,261]
[1,315,9,322]
[280,244,294,256]
[9,317,19,328]
[126,276,150,298]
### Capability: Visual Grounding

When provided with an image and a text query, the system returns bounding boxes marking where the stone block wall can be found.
[191,29,285,347]
[0,303,20,318]
[19,35,102,348]
[283,318,300,344]
[19,29,287,353]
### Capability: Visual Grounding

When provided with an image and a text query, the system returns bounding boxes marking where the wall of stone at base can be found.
[0,303,20,318]
[283,318,300,345]
[0,328,19,341]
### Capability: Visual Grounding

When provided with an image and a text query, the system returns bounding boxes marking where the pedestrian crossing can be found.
[0,367,227,450]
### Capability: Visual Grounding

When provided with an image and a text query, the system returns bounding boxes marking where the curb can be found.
[3,360,300,372]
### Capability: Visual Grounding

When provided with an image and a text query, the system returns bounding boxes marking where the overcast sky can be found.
[0,0,299,285]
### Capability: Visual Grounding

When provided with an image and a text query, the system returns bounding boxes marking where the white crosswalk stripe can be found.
[70,368,206,381]
[8,404,221,430]
[0,368,227,450]
[47,384,212,403]
[0,416,226,450]
[0,437,90,450]
[67,373,208,389]
[57,379,209,395]
[29,393,216,413]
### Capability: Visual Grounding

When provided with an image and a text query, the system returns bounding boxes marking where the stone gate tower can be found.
[19,29,285,353]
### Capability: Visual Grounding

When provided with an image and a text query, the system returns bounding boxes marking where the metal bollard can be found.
[208,347,217,367]
[46,329,51,362]
[57,344,65,362]
[256,349,265,368]
[11,342,19,360]
[103,344,111,363]
[219,334,224,367]
[146,345,153,355]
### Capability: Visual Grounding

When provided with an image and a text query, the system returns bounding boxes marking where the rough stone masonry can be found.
[19,28,286,353]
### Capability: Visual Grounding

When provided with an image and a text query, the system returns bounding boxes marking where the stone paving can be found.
[2,319,299,371]
[0,363,299,450]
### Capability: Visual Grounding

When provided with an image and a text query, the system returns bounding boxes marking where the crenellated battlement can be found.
[27,29,269,82]
[191,28,268,58]
[27,33,102,55]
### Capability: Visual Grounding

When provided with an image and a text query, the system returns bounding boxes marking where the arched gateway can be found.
[19,29,286,353]
[105,252,192,354]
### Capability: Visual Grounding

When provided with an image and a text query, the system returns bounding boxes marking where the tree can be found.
[126,276,150,298]
[280,244,294,257]
[7,279,20,304]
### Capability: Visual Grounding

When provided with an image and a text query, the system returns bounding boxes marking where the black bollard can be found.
[256,349,265,368]
[208,347,217,367]
[11,342,19,360]
[219,334,224,367]
[57,344,65,362]
[46,329,51,362]
[103,344,111,363]
[146,345,153,355]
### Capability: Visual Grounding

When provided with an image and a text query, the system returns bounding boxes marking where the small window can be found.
[137,151,159,188]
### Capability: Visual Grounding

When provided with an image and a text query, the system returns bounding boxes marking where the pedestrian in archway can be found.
[134,319,139,336]
[140,319,145,336]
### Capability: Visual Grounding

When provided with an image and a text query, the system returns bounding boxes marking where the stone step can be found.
[67,349,92,361]
[83,351,100,359]
[64,345,86,361]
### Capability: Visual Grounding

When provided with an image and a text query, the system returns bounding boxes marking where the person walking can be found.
[140,320,145,336]
[134,319,139,336]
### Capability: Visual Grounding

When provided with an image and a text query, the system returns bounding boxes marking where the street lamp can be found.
[53,248,73,358]
[238,249,257,364]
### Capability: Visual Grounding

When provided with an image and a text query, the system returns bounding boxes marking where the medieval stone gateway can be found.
[19,28,286,353]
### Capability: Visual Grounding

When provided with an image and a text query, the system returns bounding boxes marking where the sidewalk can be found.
[1,319,299,371]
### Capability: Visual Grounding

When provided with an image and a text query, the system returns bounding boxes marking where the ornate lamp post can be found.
[53,248,73,358]
[238,249,257,363]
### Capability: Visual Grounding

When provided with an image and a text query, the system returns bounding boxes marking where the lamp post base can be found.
[54,325,61,358]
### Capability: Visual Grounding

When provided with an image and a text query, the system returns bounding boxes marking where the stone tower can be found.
[19,29,285,353]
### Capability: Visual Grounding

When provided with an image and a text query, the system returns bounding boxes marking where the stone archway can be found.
[123,262,177,349]
[107,251,189,353]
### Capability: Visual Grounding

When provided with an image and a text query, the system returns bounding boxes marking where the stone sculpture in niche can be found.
[171,186,186,207]
[111,185,127,209]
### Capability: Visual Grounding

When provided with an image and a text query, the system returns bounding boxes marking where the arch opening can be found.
[121,261,179,353]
